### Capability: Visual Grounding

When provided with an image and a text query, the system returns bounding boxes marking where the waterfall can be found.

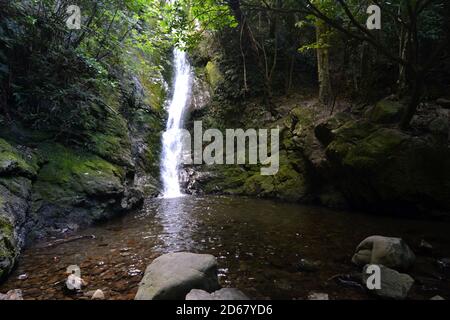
[160,49,192,198]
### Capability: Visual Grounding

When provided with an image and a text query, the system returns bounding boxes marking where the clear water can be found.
[160,49,192,198]
[2,196,450,300]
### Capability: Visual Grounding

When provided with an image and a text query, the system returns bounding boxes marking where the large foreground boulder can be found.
[186,288,250,300]
[363,264,414,300]
[186,288,249,300]
[352,236,415,270]
[135,252,220,300]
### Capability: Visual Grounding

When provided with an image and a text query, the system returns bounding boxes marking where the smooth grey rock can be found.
[186,288,249,300]
[65,272,85,291]
[91,289,105,300]
[135,252,219,300]
[0,289,23,300]
[430,295,445,300]
[352,236,415,270]
[308,292,329,300]
[363,264,414,300]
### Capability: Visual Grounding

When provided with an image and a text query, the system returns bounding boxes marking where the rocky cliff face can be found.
[187,95,450,217]
[0,73,165,280]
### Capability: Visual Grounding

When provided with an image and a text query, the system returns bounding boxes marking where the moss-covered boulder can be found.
[0,138,37,178]
[317,116,450,213]
[366,99,405,124]
[87,113,133,168]
[0,214,15,280]
[30,143,130,236]
[315,112,353,147]
[0,139,35,279]
[0,180,30,280]
[330,128,408,171]
[194,150,309,202]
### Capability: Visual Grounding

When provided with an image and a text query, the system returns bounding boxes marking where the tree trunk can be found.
[316,22,332,106]
[400,72,423,129]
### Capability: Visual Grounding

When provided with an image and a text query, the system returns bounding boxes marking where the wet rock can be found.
[430,295,445,300]
[308,292,329,300]
[66,274,86,291]
[298,258,321,272]
[0,289,23,300]
[352,236,415,270]
[135,252,219,300]
[17,273,28,280]
[186,288,249,300]
[91,289,105,300]
[121,187,144,211]
[362,265,414,300]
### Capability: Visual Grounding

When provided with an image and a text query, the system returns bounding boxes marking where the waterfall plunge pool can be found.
[1,195,450,300]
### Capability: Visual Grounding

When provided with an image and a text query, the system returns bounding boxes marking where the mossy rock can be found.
[367,99,405,124]
[203,165,249,194]
[241,152,308,202]
[243,174,276,197]
[290,106,315,130]
[315,112,353,146]
[0,177,32,201]
[0,174,31,280]
[373,137,450,210]
[140,77,166,110]
[323,120,450,212]
[334,120,378,141]
[0,138,36,178]
[0,213,16,280]
[205,61,223,90]
[28,143,129,234]
[325,120,378,163]
[87,113,133,167]
[274,162,308,201]
[342,128,408,170]
[33,143,125,206]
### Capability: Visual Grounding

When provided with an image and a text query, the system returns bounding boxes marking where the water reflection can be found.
[148,196,197,253]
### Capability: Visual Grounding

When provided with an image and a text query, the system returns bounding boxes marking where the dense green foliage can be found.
[0,0,170,142]
[166,0,449,127]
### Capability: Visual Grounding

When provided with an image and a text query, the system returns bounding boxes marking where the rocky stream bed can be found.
[1,196,450,300]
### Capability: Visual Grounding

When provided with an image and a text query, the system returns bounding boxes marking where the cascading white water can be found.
[160,49,192,198]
